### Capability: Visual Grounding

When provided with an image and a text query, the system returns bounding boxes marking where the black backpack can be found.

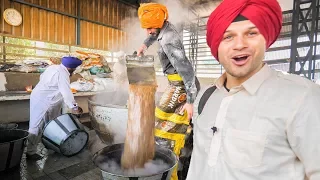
[179,85,217,179]
[198,86,217,115]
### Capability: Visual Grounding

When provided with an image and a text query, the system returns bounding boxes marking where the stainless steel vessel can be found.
[88,91,129,144]
[93,143,178,180]
[42,113,89,157]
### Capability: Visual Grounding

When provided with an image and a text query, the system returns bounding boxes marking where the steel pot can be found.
[42,113,89,157]
[93,143,178,180]
[88,91,129,144]
[0,129,29,172]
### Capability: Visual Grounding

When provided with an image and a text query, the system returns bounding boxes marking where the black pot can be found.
[93,143,178,180]
[0,123,18,130]
[0,129,29,172]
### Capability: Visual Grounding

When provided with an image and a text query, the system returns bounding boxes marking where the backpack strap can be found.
[198,86,217,115]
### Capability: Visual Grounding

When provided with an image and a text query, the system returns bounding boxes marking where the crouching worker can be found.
[27,56,83,160]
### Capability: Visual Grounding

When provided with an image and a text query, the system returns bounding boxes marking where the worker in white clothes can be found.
[27,56,83,160]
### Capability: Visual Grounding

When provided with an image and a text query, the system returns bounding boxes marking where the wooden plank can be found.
[113,30,117,51]
[98,24,102,49]
[1,53,54,59]
[64,0,70,14]
[111,28,114,50]
[0,33,74,46]
[107,0,110,26]
[31,7,40,39]
[107,27,110,50]
[71,0,76,16]
[86,0,91,21]
[0,43,69,53]
[115,30,119,51]
[87,0,91,20]
[59,0,64,12]
[12,2,22,37]
[55,14,63,43]
[47,12,55,42]
[114,1,117,28]
[61,15,66,44]
[111,0,114,27]
[121,31,125,50]
[69,18,76,45]
[121,31,124,49]
[0,0,3,32]
[119,30,122,50]
[120,3,124,28]
[92,0,97,22]
[97,0,101,23]
[80,21,87,47]
[119,3,122,28]
[49,0,55,10]
[39,0,48,8]
[84,21,88,48]
[32,0,40,6]
[102,26,107,50]
[54,0,58,11]
[106,27,110,50]
[39,9,48,41]
[89,22,94,48]
[3,0,12,34]
[85,21,89,48]
[116,1,119,28]
[91,23,95,48]
[123,4,127,28]
[80,0,85,17]
[94,24,99,49]
[102,0,106,25]
[22,5,31,38]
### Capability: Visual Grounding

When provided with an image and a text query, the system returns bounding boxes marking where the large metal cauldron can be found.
[42,113,89,157]
[88,91,129,144]
[93,143,178,180]
[0,129,29,172]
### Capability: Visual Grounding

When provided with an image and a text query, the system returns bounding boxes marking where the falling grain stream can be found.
[121,84,157,169]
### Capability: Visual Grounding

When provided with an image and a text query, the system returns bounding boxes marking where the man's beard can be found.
[150,29,160,36]
[68,69,75,76]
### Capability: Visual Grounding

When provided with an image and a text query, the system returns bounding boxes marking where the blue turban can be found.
[61,57,82,68]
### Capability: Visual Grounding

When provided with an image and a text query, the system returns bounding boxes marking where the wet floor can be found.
[0,120,108,180]
[0,119,191,180]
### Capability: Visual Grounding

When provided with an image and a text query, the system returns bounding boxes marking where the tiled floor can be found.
[0,118,191,180]
[0,119,107,180]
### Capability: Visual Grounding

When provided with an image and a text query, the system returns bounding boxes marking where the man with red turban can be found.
[187,0,320,179]
[27,56,83,160]
[137,3,200,180]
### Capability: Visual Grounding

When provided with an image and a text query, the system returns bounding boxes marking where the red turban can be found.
[206,0,283,60]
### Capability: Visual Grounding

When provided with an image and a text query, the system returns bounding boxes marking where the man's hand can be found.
[72,106,83,115]
[180,103,193,120]
[137,44,147,56]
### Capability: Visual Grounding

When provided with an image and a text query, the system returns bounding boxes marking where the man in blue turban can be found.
[26,56,83,160]
[61,56,83,74]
